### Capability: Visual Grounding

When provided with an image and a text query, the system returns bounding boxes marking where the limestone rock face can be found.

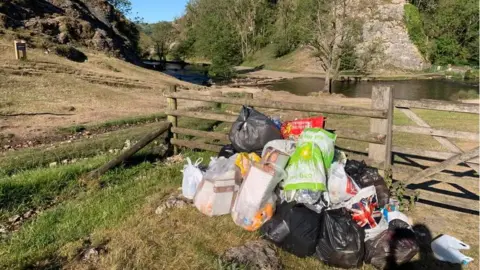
[358,0,429,71]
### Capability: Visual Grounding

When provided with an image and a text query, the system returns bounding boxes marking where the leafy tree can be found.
[150,22,176,61]
[426,0,478,66]
[184,0,242,78]
[108,0,132,15]
[272,0,302,57]
[298,0,365,93]
[408,0,478,66]
[404,4,429,58]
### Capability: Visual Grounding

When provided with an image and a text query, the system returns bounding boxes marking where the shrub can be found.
[404,4,428,57]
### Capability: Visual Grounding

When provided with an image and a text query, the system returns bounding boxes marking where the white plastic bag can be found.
[181,158,204,200]
[327,162,360,205]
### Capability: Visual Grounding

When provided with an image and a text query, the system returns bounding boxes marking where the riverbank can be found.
[236,66,463,82]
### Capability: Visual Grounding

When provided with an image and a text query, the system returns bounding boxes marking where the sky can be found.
[129,0,189,23]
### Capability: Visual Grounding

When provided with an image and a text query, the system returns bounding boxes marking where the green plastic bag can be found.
[283,128,336,192]
[298,128,336,170]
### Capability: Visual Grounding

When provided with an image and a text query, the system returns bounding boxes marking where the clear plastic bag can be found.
[204,155,237,180]
[327,162,360,206]
[181,157,204,200]
[232,163,283,231]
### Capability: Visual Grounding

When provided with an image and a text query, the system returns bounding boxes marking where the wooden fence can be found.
[164,85,479,212]
[165,85,394,174]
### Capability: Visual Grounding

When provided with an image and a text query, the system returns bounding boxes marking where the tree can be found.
[108,0,132,15]
[299,0,364,93]
[421,0,479,66]
[184,0,242,78]
[151,22,175,61]
[272,0,302,57]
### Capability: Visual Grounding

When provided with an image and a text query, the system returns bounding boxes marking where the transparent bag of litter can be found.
[181,158,204,200]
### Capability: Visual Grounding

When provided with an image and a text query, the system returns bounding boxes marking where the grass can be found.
[0,150,212,269]
[0,155,109,222]
[0,123,166,176]
[58,113,166,134]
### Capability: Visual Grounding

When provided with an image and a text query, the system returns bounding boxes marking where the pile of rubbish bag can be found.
[182,106,420,269]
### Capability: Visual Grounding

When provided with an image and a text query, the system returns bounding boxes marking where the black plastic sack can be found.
[315,208,365,269]
[229,106,283,153]
[364,220,419,269]
[218,144,237,158]
[345,160,390,207]
[261,202,321,257]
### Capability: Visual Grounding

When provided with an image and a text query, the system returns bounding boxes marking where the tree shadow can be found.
[391,224,463,270]
[236,64,265,75]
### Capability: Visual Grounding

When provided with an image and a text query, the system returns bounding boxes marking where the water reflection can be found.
[267,77,479,101]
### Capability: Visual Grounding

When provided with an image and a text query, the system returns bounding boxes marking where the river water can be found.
[267,77,479,101]
[160,62,478,101]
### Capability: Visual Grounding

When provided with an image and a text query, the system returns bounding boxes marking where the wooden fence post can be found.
[167,85,178,154]
[245,92,253,108]
[369,86,393,176]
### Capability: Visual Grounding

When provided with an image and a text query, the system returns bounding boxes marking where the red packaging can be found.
[280,116,326,139]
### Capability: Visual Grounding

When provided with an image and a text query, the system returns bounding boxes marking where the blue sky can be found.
[129,0,189,23]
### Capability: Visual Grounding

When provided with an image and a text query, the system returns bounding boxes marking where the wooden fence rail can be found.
[166,85,394,175]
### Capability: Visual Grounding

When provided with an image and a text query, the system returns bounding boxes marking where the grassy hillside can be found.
[0,38,192,142]
[242,45,324,74]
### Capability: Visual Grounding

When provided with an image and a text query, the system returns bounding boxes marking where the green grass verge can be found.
[0,150,213,269]
[0,123,165,176]
[0,155,109,222]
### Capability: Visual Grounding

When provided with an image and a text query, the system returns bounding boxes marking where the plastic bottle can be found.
[271,116,282,130]
[431,234,474,265]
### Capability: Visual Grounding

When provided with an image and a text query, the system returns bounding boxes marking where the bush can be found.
[273,39,293,58]
[208,55,236,80]
[449,89,479,101]
[404,4,428,57]
[54,45,87,62]
[465,69,480,81]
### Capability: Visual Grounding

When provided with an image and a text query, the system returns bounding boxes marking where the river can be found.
[159,62,478,101]
[267,77,479,101]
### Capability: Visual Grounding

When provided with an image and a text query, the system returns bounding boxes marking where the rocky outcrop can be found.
[0,0,139,62]
[358,0,429,71]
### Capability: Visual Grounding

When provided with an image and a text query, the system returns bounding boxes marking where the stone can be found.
[49,162,58,167]
[165,154,185,165]
[62,159,69,164]
[223,240,282,270]
[57,32,69,44]
[8,215,21,223]
[155,193,191,215]
[23,209,35,219]
[83,248,99,261]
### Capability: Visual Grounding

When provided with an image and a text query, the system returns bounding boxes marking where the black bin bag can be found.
[261,202,321,257]
[364,219,419,269]
[218,144,237,158]
[229,106,283,153]
[345,160,390,207]
[315,208,365,269]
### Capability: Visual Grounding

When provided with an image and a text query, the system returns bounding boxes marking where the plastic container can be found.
[431,235,474,265]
